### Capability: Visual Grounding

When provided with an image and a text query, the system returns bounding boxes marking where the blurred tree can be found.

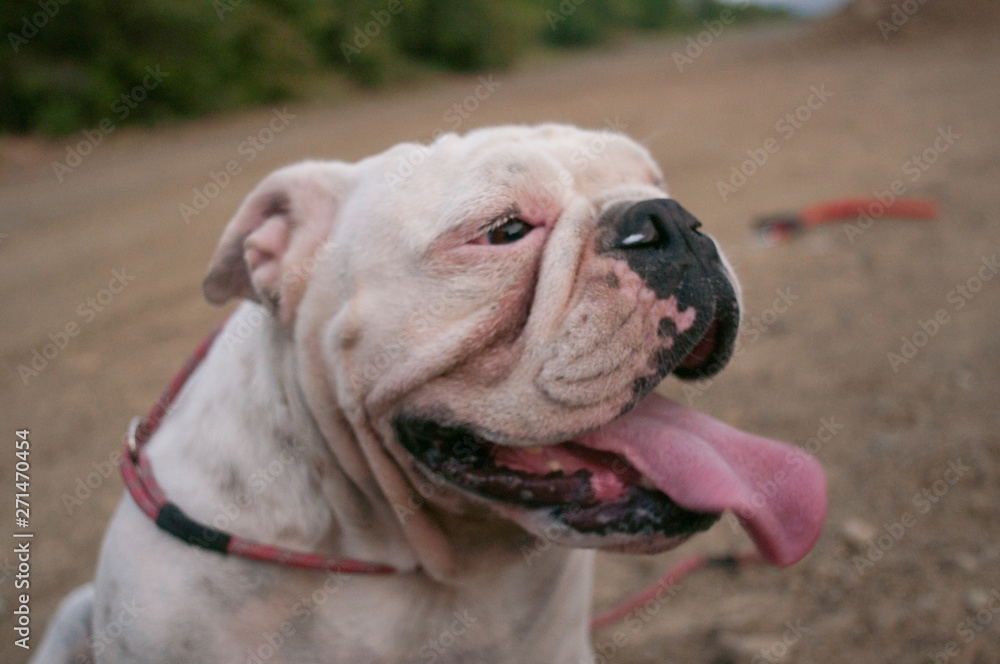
[0,0,786,135]
[394,0,535,71]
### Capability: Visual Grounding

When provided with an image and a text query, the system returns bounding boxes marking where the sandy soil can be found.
[1,19,998,664]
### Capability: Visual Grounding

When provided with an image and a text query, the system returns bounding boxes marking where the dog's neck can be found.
[146,303,566,582]
[144,304,417,570]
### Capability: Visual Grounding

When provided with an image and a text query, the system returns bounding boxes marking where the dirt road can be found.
[2,21,998,664]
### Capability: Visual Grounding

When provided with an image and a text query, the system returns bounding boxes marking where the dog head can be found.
[204,124,825,576]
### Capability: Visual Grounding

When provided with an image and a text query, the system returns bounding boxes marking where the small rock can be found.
[872,602,907,630]
[840,518,877,549]
[964,588,994,612]
[952,369,974,392]
[717,633,790,661]
[916,593,939,613]
[714,593,782,631]
[954,552,979,574]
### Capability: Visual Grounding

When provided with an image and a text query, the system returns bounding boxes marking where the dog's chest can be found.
[103,556,588,664]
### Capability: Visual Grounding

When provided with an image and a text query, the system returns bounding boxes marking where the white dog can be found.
[33,124,825,664]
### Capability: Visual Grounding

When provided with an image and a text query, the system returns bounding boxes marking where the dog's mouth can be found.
[395,413,719,541]
[394,392,827,566]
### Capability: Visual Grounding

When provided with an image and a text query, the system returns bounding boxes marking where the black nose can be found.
[598,199,721,274]
[620,200,698,249]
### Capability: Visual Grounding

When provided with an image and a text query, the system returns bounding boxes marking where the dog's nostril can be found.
[619,213,666,249]
[603,199,711,256]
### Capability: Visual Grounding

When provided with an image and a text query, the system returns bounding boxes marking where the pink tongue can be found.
[578,394,827,567]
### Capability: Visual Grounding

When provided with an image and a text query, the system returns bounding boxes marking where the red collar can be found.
[120,322,397,575]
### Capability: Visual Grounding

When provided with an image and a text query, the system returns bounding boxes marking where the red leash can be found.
[753,196,938,244]
[120,321,761,624]
[590,551,761,631]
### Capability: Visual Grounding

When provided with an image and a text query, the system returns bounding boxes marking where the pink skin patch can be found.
[655,294,697,335]
[601,257,700,345]
[537,258,701,411]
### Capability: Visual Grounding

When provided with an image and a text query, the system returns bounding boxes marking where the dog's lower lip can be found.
[551,488,718,537]
[678,318,719,370]
[393,415,720,538]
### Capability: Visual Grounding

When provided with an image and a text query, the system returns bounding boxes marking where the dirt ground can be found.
[2,16,999,664]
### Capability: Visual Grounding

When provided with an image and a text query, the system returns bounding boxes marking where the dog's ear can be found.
[203,160,354,324]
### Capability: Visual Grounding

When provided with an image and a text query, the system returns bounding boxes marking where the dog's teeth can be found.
[547,459,564,472]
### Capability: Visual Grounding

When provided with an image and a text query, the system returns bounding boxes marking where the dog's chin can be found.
[392,397,721,554]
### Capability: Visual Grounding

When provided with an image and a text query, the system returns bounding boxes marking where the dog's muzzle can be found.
[597,198,740,382]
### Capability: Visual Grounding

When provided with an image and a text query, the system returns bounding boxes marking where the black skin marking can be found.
[657,317,678,339]
[393,415,718,538]
[596,199,740,385]
[217,465,244,495]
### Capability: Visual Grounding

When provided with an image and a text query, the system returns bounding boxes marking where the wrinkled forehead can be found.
[359,125,664,244]
[457,124,659,176]
[441,125,663,199]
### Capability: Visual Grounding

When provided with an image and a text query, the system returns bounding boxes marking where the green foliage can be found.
[393,0,528,70]
[0,0,788,136]
[1,0,322,134]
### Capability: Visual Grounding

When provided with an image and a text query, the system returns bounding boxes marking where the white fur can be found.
[34,124,739,664]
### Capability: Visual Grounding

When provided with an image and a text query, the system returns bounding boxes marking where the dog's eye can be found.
[486,218,533,245]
